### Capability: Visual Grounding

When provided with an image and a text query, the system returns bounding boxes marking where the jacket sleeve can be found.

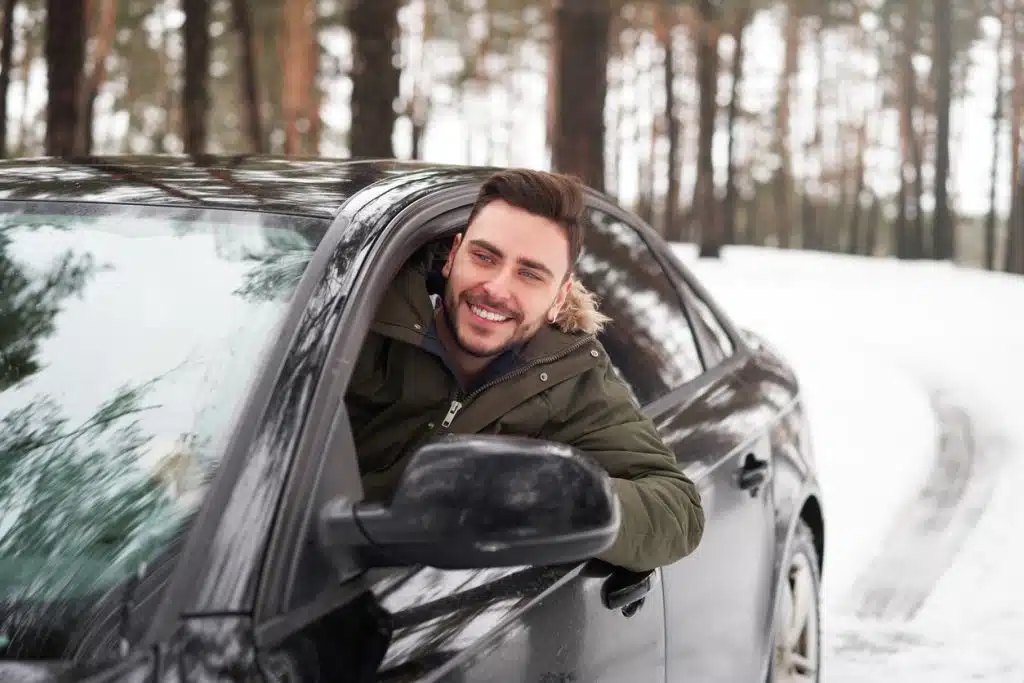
[543,361,705,572]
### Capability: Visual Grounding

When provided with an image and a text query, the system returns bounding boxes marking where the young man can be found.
[345,169,704,572]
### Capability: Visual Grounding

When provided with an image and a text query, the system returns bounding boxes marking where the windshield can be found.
[0,204,324,658]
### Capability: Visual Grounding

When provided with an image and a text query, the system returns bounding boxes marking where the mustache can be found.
[462,293,522,322]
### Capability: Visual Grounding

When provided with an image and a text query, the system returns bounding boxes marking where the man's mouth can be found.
[467,302,513,323]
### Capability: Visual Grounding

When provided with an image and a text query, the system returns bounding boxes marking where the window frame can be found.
[676,276,735,367]
[581,195,751,421]
[580,201,708,403]
[654,242,747,355]
[251,185,481,648]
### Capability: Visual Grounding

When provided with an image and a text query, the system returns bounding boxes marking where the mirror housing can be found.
[318,435,621,569]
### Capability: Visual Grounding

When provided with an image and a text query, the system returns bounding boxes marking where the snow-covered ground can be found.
[675,245,1024,681]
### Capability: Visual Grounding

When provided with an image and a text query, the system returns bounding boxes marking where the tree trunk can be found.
[231,0,264,153]
[546,2,558,162]
[258,3,283,153]
[801,22,826,250]
[693,0,720,257]
[1005,0,1024,273]
[932,0,955,260]
[552,0,609,191]
[897,0,925,259]
[724,11,748,247]
[773,1,800,249]
[865,191,881,256]
[282,0,315,155]
[45,0,85,157]
[847,99,871,254]
[348,0,400,158]
[407,0,434,161]
[657,5,680,239]
[0,0,16,157]
[307,33,321,154]
[182,0,210,155]
[986,0,1005,270]
[75,0,116,156]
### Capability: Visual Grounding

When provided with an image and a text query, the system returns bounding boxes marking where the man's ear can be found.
[442,233,463,278]
[547,274,574,323]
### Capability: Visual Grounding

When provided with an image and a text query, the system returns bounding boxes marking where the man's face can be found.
[441,199,573,359]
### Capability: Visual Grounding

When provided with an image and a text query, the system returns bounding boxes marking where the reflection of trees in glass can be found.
[0,229,97,391]
[233,229,315,302]
[0,380,174,601]
[575,211,704,402]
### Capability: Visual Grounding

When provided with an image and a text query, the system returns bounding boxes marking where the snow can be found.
[675,244,1024,680]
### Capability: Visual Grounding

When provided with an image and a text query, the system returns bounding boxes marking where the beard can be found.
[441,285,539,359]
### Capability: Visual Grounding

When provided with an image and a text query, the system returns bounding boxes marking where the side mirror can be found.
[318,435,621,569]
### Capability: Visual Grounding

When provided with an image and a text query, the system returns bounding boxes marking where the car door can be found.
[667,247,783,680]
[247,186,668,683]
[578,204,777,682]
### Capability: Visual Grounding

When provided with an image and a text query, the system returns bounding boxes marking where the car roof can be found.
[0,155,497,219]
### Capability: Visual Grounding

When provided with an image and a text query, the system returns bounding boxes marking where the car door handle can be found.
[738,452,770,492]
[602,569,655,617]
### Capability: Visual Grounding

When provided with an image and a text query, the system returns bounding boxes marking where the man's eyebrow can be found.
[468,238,555,278]
[468,238,503,257]
[517,257,554,278]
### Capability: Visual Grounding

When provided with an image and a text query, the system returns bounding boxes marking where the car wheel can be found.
[769,520,821,683]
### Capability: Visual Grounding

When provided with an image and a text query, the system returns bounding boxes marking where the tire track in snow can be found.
[841,390,1006,622]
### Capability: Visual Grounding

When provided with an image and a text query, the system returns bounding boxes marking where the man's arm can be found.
[543,361,705,572]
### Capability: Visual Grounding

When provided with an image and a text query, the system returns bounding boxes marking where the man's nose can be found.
[481,267,515,301]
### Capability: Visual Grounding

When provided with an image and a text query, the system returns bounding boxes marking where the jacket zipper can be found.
[439,335,595,431]
[366,336,597,474]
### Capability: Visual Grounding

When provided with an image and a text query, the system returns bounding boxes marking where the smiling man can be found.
[345,169,704,572]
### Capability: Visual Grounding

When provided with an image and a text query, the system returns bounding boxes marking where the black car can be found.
[0,156,825,683]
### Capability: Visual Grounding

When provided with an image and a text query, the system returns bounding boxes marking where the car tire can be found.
[767,519,821,683]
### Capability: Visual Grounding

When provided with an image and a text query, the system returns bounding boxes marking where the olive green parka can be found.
[344,260,704,572]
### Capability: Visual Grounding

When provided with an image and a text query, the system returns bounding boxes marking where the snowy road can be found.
[827,389,1018,681]
[846,391,996,623]
[680,246,1024,681]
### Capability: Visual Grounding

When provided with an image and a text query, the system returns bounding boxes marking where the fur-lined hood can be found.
[553,277,611,336]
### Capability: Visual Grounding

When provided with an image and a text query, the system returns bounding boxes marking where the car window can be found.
[679,278,735,367]
[574,208,703,405]
[0,206,324,658]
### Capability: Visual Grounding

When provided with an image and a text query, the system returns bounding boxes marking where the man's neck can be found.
[433,306,492,386]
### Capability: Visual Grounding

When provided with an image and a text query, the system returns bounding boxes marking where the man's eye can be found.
[473,252,494,264]
[521,270,542,281]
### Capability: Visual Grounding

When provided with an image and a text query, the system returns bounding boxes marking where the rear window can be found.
[0,205,324,657]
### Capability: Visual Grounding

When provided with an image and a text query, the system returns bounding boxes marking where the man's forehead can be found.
[463,202,570,274]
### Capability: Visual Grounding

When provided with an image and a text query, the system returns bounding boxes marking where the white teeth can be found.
[470,304,509,322]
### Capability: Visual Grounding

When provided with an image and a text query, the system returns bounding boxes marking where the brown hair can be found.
[467,169,586,276]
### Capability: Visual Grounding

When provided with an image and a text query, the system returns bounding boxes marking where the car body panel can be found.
[654,359,778,683]
[368,564,665,682]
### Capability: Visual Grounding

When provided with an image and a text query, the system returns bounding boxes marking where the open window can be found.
[250,188,624,678]
[252,192,478,645]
